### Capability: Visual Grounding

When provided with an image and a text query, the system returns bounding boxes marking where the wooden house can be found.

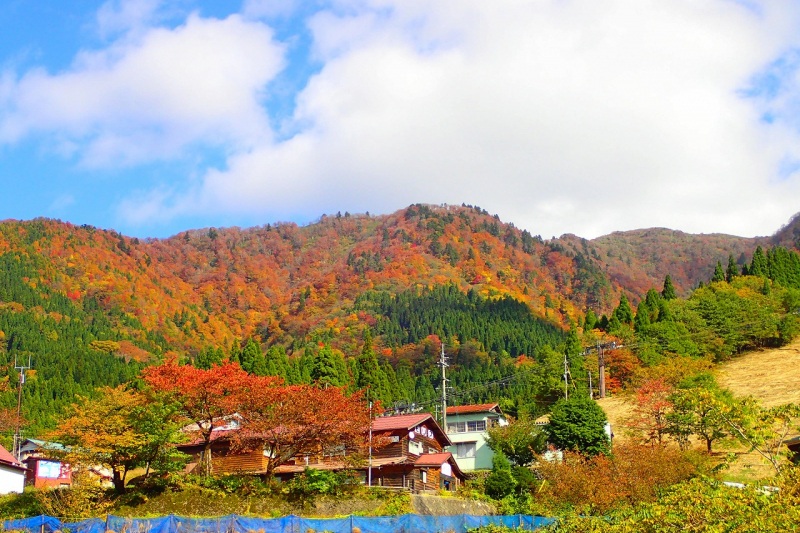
[275,413,466,492]
[177,429,274,474]
[179,412,466,492]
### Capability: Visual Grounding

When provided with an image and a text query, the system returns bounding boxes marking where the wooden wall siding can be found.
[373,430,444,460]
[414,433,443,454]
[211,448,268,474]
[373,439,404,459]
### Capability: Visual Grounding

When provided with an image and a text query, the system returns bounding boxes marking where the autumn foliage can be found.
[623,378,674,446]
[535,444,706,515]
[232,380,374,477]
[143,360,374,476]
[142,361,259,474]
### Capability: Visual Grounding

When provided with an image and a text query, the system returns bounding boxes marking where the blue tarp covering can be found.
[4,514,555,533]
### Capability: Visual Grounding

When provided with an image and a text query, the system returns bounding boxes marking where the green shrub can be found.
[285,468,359,500]
[484,452,517,500]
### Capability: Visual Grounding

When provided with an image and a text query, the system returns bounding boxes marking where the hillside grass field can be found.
[598,338,800,482]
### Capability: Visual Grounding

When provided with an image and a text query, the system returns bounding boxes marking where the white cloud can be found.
[6,0,800,239]
[0,12,283,166]
[160,0,800,239]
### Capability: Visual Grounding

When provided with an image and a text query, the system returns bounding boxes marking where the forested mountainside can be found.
[555,229,758,301]
[0,204,798,433]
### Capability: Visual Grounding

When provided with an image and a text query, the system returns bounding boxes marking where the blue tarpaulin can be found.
[4,514,555,533]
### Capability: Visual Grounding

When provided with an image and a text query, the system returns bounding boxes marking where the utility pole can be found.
[588,370,593,399]
[439,344,449,432]
[598,341,606,399]
[368,396,373,488]
[13,354,31,461]
[563,352,570,400]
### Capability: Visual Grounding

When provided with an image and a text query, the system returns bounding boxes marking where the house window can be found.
[409,440,423,455]
[421,470,427,484]
[467,420,486,432]
[455,442,476,458]
[448,422,466,433]
[448,420,486,433]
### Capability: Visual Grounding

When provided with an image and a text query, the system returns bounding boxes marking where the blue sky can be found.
[3,0,800,240]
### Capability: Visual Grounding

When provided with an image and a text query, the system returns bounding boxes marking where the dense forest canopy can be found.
[0,206,798,438]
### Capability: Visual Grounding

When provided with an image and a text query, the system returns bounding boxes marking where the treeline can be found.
[712,245,800,289]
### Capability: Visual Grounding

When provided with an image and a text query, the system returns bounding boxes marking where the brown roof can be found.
[372,413,452,446]
[414,452,466,480]
[371,413,433,432]
[414,452,453,466]
[446,403,501,415]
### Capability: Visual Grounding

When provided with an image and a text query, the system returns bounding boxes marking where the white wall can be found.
[0,464,25,494]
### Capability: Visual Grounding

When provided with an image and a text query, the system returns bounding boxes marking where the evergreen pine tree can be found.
[611,294,634,326]
[661,275,677,300]
[355,330,391,404]
[750,246,768,277]
[310,344,344,387]
[712,261,726,283]
[240,338,262,374]
[564,323,582,359]
[725,254,739,282]
[264,345,290,378]
[584,309,598,331]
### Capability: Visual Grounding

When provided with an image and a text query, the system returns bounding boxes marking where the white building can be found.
[0,444,25,494]
[445,403,507,471]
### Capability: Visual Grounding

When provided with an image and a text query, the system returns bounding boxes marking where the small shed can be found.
[19,439,72,489]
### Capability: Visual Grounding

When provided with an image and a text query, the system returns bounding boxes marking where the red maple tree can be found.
[624,378,674,446]
[141,360,270,474]
[231,378,374,477]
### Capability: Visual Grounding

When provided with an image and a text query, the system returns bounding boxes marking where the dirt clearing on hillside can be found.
[717,338,800,407]
[594,338,800,482]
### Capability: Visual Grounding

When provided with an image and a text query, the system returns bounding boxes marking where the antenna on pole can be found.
[13,354,31,461]
[438,343,449,432]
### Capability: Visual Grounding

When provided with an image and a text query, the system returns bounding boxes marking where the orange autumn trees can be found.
[142,361,373,477]
[47,385,185,493]
[232,382,373,478]
[142,360,258,475]
[624,378,674,446]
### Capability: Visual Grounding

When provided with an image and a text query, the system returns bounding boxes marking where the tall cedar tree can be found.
[712,261,726,283]
[661,275,677,300]
[611,294,634,327]
[726,254,739,282]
